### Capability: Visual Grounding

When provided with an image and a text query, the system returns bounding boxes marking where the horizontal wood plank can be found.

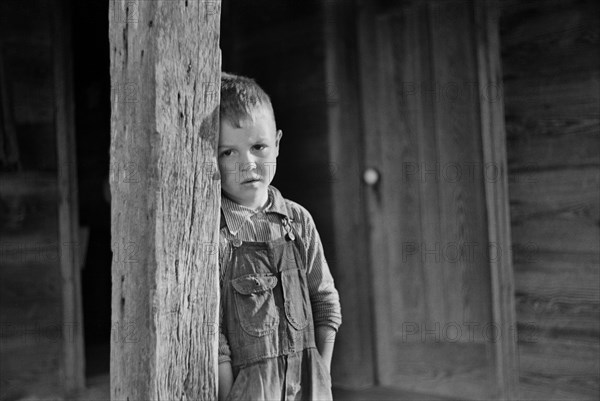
[517,337,599,399]
[500,0,598,47]
[504,73,599,120]
[0,341,62,397]
[0,260,62,307]
[514,251,599,337]
[514,252,599,301]
[502,0,599,398]
[511,217,599,254]
[516,293,599,338]
[506,121,600,169]
[508,167,600,222]
[501,5,599,80]
[0,172,57,196]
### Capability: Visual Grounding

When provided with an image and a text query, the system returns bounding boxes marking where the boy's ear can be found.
[275,129,283,147]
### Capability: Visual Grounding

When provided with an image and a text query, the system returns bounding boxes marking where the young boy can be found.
[217,73,342,400]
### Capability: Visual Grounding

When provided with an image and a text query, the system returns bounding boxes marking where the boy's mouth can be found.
[241,176,262,184]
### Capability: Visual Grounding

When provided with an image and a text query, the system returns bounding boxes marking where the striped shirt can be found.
[218,186,342,363]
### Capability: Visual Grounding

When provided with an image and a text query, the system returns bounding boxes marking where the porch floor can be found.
[66,374,450,401]
[333,386,451,401]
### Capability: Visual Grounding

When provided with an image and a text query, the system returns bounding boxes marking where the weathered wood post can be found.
[109,1,221,399]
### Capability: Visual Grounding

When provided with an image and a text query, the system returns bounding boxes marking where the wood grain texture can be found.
[512,216,599,254]
[0,260,62,326]
[506,120,600,169]
[514,252,599,339]
[354,1,516,399]
[518,337,599,400]
[109,0,221,399]
[501,0,600,398]
[410,3,444,332]
[356,0,395,386]
[509,167,600,222]
[504,73,599,120]
[500,0,599,81]
[431,0,493,330]
[392,342,494,400]
[333,385,452,401]
[475,0,520,398]
[0,342,62,398]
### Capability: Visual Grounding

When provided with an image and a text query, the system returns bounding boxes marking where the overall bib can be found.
[220,214,332,400]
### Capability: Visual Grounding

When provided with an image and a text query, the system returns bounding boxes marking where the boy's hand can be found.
[316,326,336,372]
[218,361,234,401]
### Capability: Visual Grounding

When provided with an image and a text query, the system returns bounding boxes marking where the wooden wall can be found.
[1,0,83,397]
[500,0,600,399]
[0,0,63,396]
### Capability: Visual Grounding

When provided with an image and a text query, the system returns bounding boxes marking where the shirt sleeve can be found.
[218,238,232,364]
[218,316,232,364]
[300,208,342,332]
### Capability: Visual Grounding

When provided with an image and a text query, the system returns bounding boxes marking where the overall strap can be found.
[282,200,303,238]
[280,201,295,241]
[282,200,307,268]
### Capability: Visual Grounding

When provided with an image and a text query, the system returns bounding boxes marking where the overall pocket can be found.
[281,268,311,330]
[231,274,279,337]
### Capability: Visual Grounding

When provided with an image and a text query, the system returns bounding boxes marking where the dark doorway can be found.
[72,0,111,379]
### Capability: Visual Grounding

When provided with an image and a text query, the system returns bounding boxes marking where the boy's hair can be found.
[220,72,276,128]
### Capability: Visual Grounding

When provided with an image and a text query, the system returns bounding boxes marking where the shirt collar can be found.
[221,185,289,234]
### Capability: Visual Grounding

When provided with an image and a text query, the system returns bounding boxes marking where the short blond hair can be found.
[220,72,275,128]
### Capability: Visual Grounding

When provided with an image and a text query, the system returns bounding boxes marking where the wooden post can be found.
[109,1,221,399]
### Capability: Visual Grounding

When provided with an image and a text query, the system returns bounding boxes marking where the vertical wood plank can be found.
[109,0,221,399]
[429,0,494,338]
[475,0,519,399]
[413,1,446,331]
[380,6,427,340]
[356,0,396,386]
[53,0,85,392]
[323,0,376,389]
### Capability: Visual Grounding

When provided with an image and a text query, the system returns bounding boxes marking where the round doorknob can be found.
[363,168,380,186]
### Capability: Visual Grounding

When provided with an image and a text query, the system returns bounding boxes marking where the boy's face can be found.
[218,110,282,209]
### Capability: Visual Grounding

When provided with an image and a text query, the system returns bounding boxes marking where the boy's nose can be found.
[239,153,258,171]
[240,161,258,173]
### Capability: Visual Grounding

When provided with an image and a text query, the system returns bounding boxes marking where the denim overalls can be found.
[220,206,332,400]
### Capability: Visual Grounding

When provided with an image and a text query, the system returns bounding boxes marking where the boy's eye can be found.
[220,149,233,157]
[253,144,266,151]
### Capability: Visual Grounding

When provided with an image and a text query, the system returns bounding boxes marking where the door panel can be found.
[357,1,506,398]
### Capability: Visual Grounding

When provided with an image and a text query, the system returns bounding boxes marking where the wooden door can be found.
[355,0,517,399]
